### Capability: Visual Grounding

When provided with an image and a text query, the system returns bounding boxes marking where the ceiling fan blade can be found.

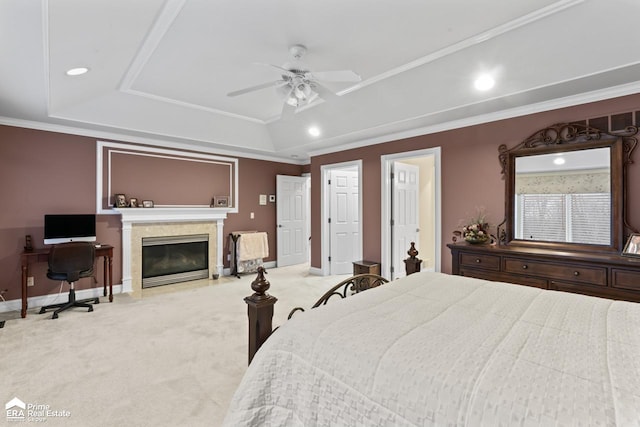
[254,63,297,76]
[227,80,286,97]
[312,82,339,101]
[306,70,361,82]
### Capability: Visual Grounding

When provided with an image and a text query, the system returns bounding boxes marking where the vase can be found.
[465,235,489,244]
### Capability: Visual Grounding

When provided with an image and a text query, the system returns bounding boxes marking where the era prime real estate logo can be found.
[5,397,26,421]
[5,397,71,422]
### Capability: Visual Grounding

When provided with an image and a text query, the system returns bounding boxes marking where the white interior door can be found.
[330,169,361,275]
[277,175,309,267]
[392,161,419,279]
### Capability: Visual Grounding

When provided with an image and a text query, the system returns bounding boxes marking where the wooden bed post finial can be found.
[244,267,277,365]
[404,242,422,276]
[250,266,271,297]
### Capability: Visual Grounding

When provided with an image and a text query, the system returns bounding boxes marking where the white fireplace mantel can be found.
[114,207,230,293]
[114,207,231,224]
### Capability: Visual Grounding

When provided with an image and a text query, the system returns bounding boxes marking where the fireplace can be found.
[142,234,209,288]
[115,208,227,295]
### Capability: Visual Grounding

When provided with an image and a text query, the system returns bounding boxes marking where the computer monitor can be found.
[44,214,96,245]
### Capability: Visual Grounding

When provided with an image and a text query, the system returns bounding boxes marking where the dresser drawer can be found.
[459,253,500,271]
[612,269,640,291]
[504,258,606,286]
[460,269,548,289]
[549,281,614,299]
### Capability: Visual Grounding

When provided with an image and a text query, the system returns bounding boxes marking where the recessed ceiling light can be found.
[308,126,320,137]
[474,74,495,91]
[66,67,89,76]
[553,157,566,165]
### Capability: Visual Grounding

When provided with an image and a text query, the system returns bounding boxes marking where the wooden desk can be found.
[20,245,113,318]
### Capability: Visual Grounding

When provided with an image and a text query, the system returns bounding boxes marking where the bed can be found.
[224,271,640,426]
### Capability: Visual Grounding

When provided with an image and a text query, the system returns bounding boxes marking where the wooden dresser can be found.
[448,242,640,302]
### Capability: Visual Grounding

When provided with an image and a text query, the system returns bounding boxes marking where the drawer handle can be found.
[574,271,580,276]
[475,259,481,263]
[522,265,528,270]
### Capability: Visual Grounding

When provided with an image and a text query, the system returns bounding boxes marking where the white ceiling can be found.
[1,0,640,163]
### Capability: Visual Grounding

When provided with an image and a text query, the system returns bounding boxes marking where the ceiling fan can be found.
[227,45,361,112]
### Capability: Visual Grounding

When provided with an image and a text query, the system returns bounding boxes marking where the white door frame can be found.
[381,147,442,279]
[320,160,363,276]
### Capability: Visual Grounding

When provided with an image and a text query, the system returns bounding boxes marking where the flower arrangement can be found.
[458,208,491,244]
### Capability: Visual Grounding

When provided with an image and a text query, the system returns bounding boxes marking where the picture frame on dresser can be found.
[622,233,640,257]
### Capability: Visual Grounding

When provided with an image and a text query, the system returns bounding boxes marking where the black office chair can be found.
[39,242,99,319]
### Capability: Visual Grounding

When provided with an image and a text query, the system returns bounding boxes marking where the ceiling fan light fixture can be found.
[285,95,299,107]
[294,83,311,100]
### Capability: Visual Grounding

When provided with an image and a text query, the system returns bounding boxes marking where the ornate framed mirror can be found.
[498,122,638,253]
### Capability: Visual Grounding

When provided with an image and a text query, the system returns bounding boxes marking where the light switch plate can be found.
[259,194,267,205]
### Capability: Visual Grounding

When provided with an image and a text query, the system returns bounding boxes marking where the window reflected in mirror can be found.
[514,147,610,245]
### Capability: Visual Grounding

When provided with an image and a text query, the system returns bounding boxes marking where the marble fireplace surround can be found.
[115,208,228,295]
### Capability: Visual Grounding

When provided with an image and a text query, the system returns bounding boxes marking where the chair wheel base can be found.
[39,298,98,319]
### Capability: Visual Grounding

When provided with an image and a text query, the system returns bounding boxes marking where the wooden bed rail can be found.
[245,243,422,364]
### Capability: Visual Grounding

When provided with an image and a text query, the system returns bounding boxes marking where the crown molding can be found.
[0,116,306,165]
[308,81,640,158]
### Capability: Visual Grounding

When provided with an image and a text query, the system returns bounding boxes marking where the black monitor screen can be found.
[44,214,96,245]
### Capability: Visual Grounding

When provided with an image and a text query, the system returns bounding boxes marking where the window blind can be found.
[570,193,611,244]
[520,194,566,242]
[517,193,610,244]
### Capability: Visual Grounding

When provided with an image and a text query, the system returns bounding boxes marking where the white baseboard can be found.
[1,261,284,314]
[0,285,123,314]
[308,266,324,276]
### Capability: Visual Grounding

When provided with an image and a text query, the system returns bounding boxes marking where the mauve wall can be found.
[108,149,234,207]
[223,158,304,261]
[310,93,640,273]
[0,125,303,301]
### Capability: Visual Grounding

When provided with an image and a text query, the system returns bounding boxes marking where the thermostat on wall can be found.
[269,195,276,203]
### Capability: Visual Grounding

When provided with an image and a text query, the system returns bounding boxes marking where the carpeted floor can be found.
[0,264,350,426]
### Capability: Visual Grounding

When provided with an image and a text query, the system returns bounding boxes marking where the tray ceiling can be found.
[1,0,639,162]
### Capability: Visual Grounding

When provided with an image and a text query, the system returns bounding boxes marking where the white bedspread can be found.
[223,272,640,426]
